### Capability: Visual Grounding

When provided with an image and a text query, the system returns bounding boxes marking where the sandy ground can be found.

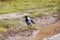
[36,21,60,40]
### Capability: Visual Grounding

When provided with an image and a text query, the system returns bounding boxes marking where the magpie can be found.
[25,15,35,27]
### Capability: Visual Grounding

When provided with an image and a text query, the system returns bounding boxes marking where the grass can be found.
[0,27,7,32]
[28,7,58,18]
[0,0,59,14]
[0,18,38,32]
[0,18,32,32]
[0,20,22,31]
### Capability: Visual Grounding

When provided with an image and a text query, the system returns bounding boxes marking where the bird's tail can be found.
[31,20,35,24]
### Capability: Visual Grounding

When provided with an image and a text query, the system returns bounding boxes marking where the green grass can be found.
[0,20,21,29]
[0,18,38,32]
[28,7,58,18]
[0,19,29,32]
[0,0,59,14]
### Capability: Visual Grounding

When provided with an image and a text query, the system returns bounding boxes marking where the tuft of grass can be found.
[0,19,29,31]
[29,7,58,18]
[0,27,7,32]
[29,13,44,18]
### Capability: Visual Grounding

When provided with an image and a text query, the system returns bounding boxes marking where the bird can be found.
[24,15,35,27]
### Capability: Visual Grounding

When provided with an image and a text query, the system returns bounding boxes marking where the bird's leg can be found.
[28,24,32,31]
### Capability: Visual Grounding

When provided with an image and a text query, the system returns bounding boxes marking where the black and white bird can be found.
[24,15,35,27]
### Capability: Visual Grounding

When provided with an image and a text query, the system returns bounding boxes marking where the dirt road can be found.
[36,22,60,40]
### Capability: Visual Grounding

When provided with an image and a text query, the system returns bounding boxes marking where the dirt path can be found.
[35,22,60,40]
[34,15,58,27]
[0,29,40,40]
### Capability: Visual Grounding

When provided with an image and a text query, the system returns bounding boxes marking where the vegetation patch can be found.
[0,0,59,14]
